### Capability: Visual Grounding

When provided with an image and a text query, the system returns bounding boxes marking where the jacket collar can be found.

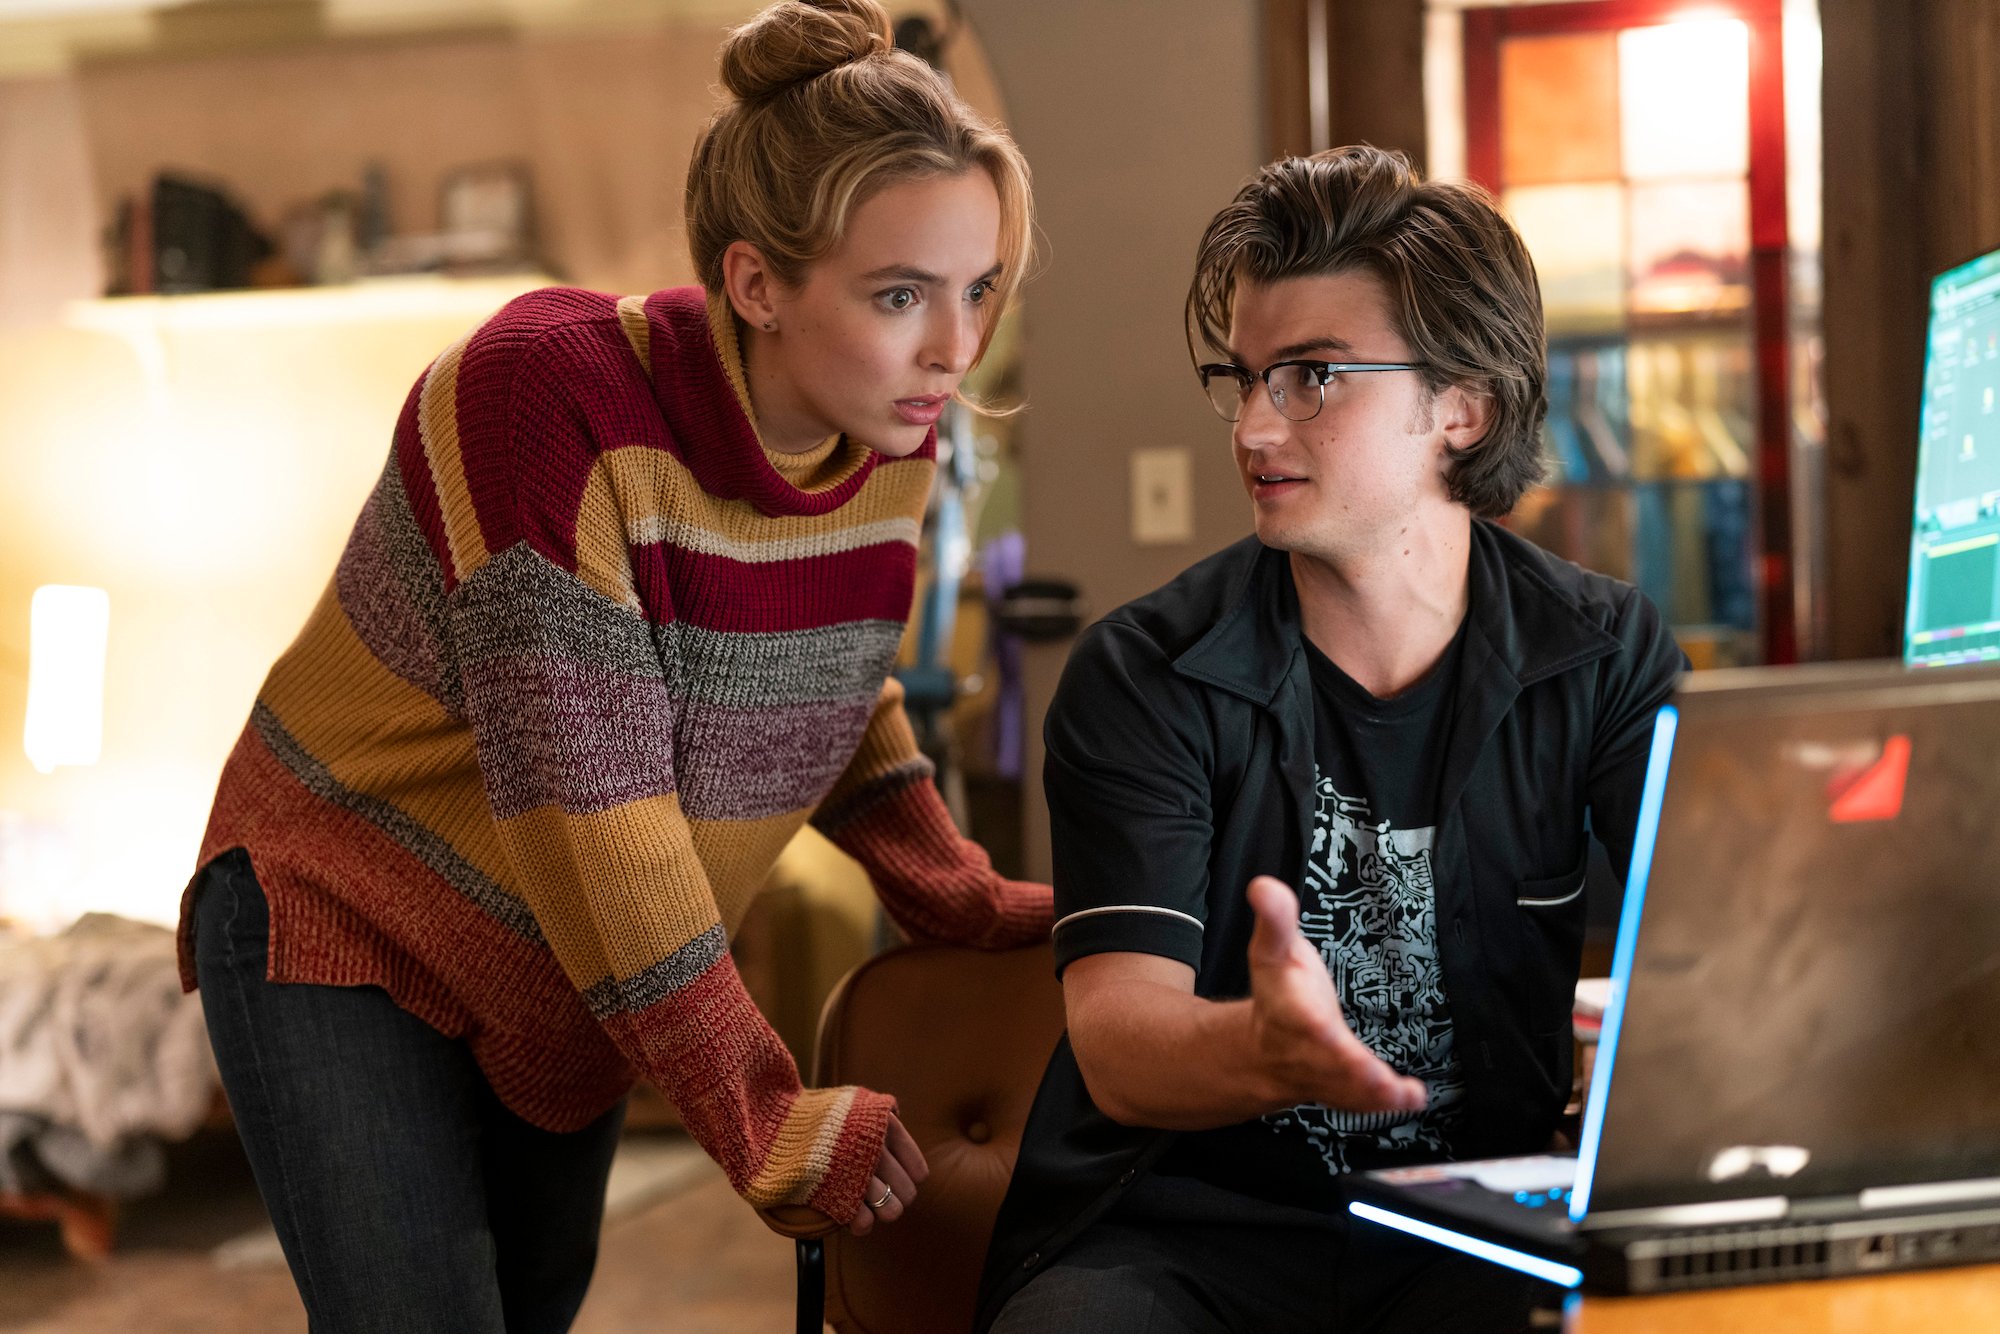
[1171,520,1623,706]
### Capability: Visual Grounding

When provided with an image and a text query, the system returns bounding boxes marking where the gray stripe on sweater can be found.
[580,924,729,1019]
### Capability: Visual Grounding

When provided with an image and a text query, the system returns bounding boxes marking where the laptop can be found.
[1347,660,2000,1293]
[1348,242,2000,1296]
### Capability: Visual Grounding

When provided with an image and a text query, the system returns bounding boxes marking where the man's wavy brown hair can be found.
[1186,146,1547,518]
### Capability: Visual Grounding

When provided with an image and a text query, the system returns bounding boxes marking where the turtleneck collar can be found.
[638,287,905,517]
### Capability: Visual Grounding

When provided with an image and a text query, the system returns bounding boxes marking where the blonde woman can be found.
[177,3,1047,1327]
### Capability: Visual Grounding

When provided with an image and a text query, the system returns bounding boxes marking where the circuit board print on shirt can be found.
[1263,771,1466,1174]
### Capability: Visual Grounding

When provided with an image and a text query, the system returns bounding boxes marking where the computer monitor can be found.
[1906,244,2000,666]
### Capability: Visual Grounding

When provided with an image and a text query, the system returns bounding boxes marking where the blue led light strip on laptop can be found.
[1348,1202,1585,1289]
[1345,706,1681,1283]
[1569,705,1680,1223]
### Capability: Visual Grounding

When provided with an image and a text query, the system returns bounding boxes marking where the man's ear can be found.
[1439,382,1497,452]
[720,241,780,329]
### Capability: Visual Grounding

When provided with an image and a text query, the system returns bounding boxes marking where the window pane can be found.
[1628,180,1751,317]
[1505,183,1625,336]
[1627,334,1754,481]
[1618,20,1750,180]
[1500,32,1620,185]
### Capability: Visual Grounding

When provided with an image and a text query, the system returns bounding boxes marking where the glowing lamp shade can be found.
[23,585,110,775]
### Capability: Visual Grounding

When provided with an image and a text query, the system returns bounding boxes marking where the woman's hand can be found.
[846,1113,928,1236]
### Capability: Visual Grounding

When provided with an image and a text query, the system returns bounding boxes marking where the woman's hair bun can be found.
[719,0,895,102]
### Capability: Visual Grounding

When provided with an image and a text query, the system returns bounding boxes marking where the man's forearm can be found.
[1067,977,1288,1130]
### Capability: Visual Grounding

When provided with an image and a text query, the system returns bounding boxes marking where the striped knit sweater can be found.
[178,284,1051,1224]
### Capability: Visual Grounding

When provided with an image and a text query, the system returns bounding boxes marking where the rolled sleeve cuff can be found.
[1051,904,1204,975]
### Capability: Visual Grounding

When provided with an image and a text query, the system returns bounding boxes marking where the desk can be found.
[1565,1263,2000,1331]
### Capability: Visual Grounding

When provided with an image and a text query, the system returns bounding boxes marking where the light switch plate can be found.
[1130,447,1194,545]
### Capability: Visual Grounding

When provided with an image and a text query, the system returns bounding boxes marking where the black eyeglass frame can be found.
[1196,359,1429,423]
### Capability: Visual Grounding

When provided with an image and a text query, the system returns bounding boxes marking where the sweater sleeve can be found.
[811,678,1053,948]
[429,300,892,1223]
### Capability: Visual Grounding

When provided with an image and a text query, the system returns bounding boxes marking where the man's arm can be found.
[1065,877,1427,1130]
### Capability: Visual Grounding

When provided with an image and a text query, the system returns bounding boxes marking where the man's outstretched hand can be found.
[1245,875,1428,1116]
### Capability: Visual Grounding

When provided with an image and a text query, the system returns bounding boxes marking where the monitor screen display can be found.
[1907,245,2000,666]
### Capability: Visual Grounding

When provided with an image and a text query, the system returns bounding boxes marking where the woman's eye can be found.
[967,281,991,305]
[880,288,918,311]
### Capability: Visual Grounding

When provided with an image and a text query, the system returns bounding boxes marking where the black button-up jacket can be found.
[977,520,1684,1327]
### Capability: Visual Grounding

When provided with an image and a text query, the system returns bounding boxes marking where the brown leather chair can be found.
[787,942,1066,1334]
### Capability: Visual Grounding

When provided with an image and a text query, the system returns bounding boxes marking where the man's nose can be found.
[1233,380,1288,453]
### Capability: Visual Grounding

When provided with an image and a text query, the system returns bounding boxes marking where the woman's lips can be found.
[894,396,949,426]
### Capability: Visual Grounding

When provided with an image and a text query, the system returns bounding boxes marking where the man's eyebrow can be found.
[859,263,1005,286]
[1271,336,1358,361]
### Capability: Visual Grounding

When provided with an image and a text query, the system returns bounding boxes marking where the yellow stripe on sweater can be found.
[259,585,519,894]
[600,446,932,558]
[263,583,459,782]
[616,295,651,381]
[418,333,491,582]
[690,809,816,934]
[573,458,641,611]
[746,1086,857,1207]
[498,793,726,986]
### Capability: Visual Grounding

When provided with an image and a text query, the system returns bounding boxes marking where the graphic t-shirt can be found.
[1155,625,1469,1210]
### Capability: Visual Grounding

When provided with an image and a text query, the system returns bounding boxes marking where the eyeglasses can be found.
[1196,359,1427,423]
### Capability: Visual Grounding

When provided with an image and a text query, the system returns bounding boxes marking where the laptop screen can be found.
[1906,245,2000,666]
[1583,662,2000,1214]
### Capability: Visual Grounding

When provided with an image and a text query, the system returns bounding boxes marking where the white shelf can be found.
[64,273,554,336]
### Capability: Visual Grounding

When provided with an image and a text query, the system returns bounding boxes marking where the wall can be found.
[74,22,723,298]
[958,0,1267,881]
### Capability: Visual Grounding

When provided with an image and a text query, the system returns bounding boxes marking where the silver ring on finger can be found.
[868,1185,895,1210]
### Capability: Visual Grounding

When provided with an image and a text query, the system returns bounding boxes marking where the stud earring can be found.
[762,321,776,331]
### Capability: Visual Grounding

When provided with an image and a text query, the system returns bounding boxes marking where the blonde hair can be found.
[686,0,1034,367]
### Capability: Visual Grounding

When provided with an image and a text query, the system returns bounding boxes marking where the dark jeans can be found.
[193,849,626,1334]
[990,1173,1559,1334]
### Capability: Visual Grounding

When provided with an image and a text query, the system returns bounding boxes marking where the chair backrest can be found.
[811,942,1065,1334]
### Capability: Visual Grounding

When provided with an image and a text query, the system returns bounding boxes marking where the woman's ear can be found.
[1439,382,1497,451]
[720,241,780,329]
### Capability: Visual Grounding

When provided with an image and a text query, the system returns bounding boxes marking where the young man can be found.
[978,147,1685,1332]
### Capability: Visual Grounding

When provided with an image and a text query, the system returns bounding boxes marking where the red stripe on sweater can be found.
[638,541,918,633]
[605,955,795,1190]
